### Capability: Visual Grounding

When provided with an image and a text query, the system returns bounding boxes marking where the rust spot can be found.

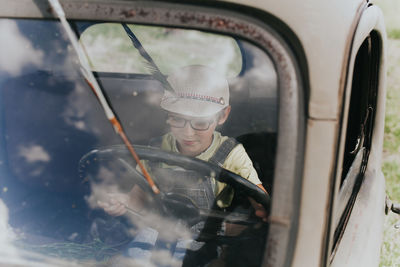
[265,232,279,267]
[138,9,150,17]
[267,216,290,226]
[178,13,195,24]
[216,19,226,27]
[120,9,136,18]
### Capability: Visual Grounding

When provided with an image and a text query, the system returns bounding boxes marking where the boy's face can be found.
[167,107,231,157]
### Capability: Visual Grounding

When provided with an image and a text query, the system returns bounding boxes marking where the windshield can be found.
[80,23,243,78]
[0,18,278,266]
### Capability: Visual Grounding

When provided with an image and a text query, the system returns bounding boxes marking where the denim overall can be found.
[151,137,237,207]
[124,137,239,264]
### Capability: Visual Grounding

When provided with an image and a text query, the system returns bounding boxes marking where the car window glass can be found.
[0,18,277,266]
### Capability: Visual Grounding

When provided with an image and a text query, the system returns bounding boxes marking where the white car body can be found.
[0,0,387,266]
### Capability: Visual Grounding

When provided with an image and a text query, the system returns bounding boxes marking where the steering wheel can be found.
[79,145,270,233]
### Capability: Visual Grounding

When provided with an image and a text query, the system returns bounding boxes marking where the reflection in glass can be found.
[0,19,44,77]
[0,19,278,266]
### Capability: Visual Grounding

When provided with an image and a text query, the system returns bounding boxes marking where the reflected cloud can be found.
[61,83,91,132]
[108,248,186,267]
[86,173,194,243]
[0,199,80,266]
[18,145,50,163]
[151,249,184,267]
[73,120,86,130]
[0,20,43,76]
[85,176,198,265]
[0,199,17,256]
[16,144,50,177]
[85,173,121,208]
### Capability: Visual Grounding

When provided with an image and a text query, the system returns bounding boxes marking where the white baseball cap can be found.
[160,65,229,117]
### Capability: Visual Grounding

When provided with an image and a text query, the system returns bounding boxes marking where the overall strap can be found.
[207,137,239,207]
[148,136,239,165]
[148,136,163,148]
[208,137,239,167]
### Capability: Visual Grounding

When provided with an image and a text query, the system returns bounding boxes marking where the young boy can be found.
[98,65,268,263]
[99,64,267,217]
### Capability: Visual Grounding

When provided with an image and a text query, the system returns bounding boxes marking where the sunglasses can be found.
[166,115,216,131]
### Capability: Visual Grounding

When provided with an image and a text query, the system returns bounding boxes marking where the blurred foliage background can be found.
[373,0,400,266]
[80,24,242,78]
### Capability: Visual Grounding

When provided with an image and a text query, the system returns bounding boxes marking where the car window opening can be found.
[332,31,381,257]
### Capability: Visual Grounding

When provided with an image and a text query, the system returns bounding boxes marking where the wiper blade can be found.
[121,23,174,93]
[48,0,159,194]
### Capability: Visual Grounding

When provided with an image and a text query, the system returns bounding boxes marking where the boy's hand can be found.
[97,192,129,217]
[249,184,268,222]
[97,185,148,217]
[249,198,268,222]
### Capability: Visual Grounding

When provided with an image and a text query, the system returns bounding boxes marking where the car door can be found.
[328,4,386,267]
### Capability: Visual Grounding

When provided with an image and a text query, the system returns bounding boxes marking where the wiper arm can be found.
[48,0,159,194]
[121,23,174,93]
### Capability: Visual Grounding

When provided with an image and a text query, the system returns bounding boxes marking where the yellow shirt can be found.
[157,132,261,207]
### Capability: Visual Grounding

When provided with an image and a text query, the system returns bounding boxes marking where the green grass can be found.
[383,161,400,201]
[381,211,400,267]
[388,29,400,40]
[374,0,400,40]
[380,40,400,266]
[374,1,400,265]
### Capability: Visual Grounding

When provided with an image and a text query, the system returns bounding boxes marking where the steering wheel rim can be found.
[80,144,270,209]
[79,144,270,232]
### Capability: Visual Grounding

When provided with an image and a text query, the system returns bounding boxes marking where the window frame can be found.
[329,30,381,262]
[0,1,308,266]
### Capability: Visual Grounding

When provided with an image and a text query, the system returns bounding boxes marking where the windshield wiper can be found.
[121,23,174,93]
[48,0,159,194]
